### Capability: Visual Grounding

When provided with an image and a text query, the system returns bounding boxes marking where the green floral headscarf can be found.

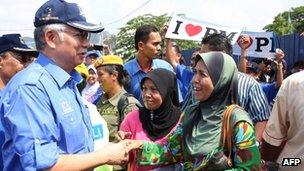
[183,52,239,156]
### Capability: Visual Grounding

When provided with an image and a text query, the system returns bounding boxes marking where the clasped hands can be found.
[117,131,144,150]
[107,131,143,165]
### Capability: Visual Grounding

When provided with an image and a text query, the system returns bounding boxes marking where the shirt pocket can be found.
[61,112,86,153]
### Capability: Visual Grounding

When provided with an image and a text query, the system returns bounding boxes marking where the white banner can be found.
[165,15,242,44]
[233,31,276,58]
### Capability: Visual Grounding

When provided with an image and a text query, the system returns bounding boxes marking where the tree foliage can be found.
[114,14,199,60]
[263,6,304,36]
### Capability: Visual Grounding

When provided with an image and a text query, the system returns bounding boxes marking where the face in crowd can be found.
[0,51,25,84]
[135,25,162,59]
[141,78,163,110]
[192,59,214,102]
[87,68,98,86]
[0,50,36,85]
[140,32,161,59]
[96,66,118,94]
[45,25,90,71]
[85,55,98,66]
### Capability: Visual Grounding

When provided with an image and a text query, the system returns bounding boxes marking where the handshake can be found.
[99,131,144,166]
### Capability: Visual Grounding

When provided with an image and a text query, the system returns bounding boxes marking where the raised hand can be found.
[237,34,253,50]
[161,24,169,37]
[275,48,285,62]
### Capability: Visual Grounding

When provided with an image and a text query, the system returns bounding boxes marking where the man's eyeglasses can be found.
[61,29,90,42]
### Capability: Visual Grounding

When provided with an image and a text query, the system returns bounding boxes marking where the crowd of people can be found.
[0,0,304,170]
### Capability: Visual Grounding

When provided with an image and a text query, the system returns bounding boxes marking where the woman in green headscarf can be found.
[127,52,262,170]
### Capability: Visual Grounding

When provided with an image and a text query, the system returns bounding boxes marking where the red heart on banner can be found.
[237,35,253,49]
[185,24,202,37]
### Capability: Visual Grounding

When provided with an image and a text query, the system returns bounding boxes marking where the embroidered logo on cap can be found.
[40,6,59,21]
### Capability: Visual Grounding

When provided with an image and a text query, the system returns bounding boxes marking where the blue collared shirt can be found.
[0,90,3,170]
[124,58,181,104]
[260,82,279,109]
[0,54,93,170]
[176,64,194,99]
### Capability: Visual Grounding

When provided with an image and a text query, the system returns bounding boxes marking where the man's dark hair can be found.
[172,44,185,64]
[134,24,159,51]
[201,33,233,56]
[252,58,264,64]
[172,44,181,54]
[292,60,304,70]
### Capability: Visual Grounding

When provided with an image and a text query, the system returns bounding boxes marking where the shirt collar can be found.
[37,53,82,88]
[101,88,127,106]
[129,57,155,76]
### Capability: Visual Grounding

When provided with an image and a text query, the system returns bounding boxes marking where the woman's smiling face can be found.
[192,59,214,102]
[141,78,163,110]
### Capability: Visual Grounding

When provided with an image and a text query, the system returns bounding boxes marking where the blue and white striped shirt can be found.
[238,72,271,123]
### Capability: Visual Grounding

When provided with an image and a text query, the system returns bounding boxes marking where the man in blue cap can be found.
[0,0,133,170]
[0,33,37,170]
[84,50,100,67]
[0,34,37,94]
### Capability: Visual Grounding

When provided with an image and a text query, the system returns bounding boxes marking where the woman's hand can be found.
[275,48,285,62]
[117,131,132,140]
[124,140,144,150]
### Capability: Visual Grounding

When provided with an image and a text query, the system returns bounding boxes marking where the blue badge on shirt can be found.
[92,124,104,140]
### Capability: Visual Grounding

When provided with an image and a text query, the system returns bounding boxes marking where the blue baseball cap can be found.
[86,50,101,58]
[34,0,104,33]
[0,34,38,56]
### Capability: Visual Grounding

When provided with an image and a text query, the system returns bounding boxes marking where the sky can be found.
[0,0,303,37]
